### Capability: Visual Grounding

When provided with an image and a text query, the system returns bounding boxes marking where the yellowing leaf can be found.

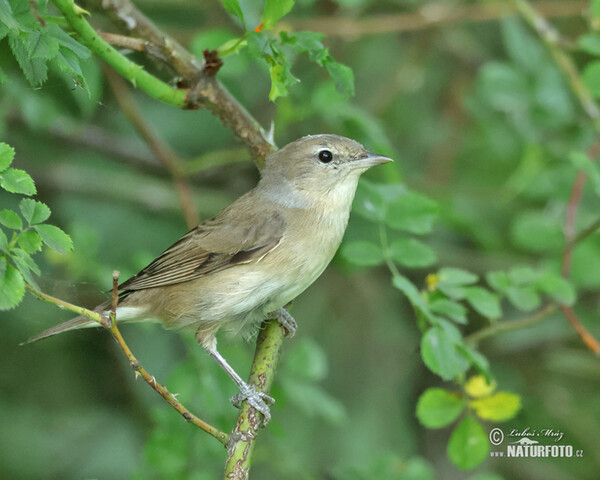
[465,375,496,398]
[469,391,521,421]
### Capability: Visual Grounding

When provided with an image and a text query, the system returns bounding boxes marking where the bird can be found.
[27,134,392,422]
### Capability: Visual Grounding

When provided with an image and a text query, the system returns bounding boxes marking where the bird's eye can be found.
[318,149,333,163]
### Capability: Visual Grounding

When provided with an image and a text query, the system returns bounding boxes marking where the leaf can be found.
[262,0,294,29]
[0,142,15,172]
[0,0,20,31]
[464,287,502,319]
[385,191,438,234]
[285,338,328,382]
[222,0,244,23]
[0,209,22,230]
[511,211,563,253]
[421,327,468,381]
[535,273,576,305]
[0,168,36,195]
[325,60,355,97]
[416,388,464,428]
[477,62,529,112]
[578,33,600,56]
[500,18,544,73]
[34,224,73,253]
[582,60,600,99]
[19,198,50,224]
[353,179,396,222]
[506,285,540,311]
[486,270,511,293]
[456,345,491,380]
[8,34,48,87]
[16,230,42,254]
[508,265,539,284]
[429,298,468,324]
[569,150,600,197]
[0,229,7,250]
[469,392,521,422]
[23,29,60,60]
[340,240,384,267]
[447,416,489,470]
[388,237,436,268]
[438,267,479,286]
[392,274,436,322]
[46,24,89,59]
[0,261,25,310]
[464,375,496,398]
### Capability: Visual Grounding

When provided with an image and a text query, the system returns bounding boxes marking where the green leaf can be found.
[340,240,384,267]
[325,60,355,97]
[0,261,25,310]
[486,270,511,293]
[19,198,50,224]
[464,287,502,319]
[12,248,40,276]
[447,416,489,470]
[469,392,521,422]
[0,168,36,195]
[46,24,89,59]
[353,179,397,222]
[578,33,600,56]
[582,60,600,98]
[0,209,22,230]
[285,338,328,382]
[438,268,478,286]
[477,62,529,112]
[508,265,539,284]
[0,142,15,171]
[0,0,20,31]
[388,237,436,268]
[23,29,60,60]
[8,34,48,87]
[222,0,244,23]
[16,230,42,254]
[262,0,294,29]
[34,224,73,253]
[416,388,464,428]
[456,345,491,379]
[392,274,436,322]
[0,229,7,251]
[421,327,468,381]
[569,150,600,197]
[429,299,468,324]
[535,273,576,305]
[501,18,544,73]
[385,191,438,234]
[511,211,563,253]
[506,285,540,311]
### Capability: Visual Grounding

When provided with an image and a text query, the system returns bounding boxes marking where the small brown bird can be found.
[29,134,392,421]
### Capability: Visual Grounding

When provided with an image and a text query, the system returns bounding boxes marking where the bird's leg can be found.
[207,346,274,424]
[271,307,297,337]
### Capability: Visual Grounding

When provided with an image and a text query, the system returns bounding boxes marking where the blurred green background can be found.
[1,0,600,479]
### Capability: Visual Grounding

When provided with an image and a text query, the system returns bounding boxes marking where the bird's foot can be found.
[272,307,297,338]
[230,383,275,424]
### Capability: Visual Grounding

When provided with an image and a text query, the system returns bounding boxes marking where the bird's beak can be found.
[351,152,394,169]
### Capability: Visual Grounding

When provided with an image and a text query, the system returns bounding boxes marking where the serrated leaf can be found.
[0,0,20,31]
[46,24,89,59]
[19,198,50,224]
[340,240,384,267]
[506,285,540,311]
[447,416,489,470]
[0,209,22,230]
[388,237,436,268]
[23,29,60,60]
[464,375,496,398]
[421,327,469,381]
[0,143,14,171]
[469,392,521,422]
[464,287,502,319]
[8,34,48,87]
[0,262,25,310]
[0,168,36,195]
[535,273,576,305]
[262,0,294,29]
[385,191,438,234]
[12,248,40,275]
[429,299,467,324]
[416,388,464,428]
[222,0,244,23]
[325,60,355,97]
[16,230,42,253]
[34,224,73,253]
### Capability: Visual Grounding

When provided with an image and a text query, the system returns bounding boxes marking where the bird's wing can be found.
[118,200,286,292]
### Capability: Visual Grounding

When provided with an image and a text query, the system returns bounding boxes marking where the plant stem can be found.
[223,319,286,479]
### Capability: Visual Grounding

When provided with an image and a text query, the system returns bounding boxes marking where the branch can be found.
[104,66,199,228]
[76,0,275,162]
[465,304,558,345]
[224,319,286,479]
[289,1,587,38]
[26,282,229,444]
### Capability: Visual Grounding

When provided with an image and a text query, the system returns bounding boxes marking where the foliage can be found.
[1,0,600,479]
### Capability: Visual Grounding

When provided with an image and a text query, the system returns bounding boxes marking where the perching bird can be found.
[28,134,392,422]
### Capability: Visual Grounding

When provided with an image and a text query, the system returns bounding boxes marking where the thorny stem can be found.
[26,282,228,444]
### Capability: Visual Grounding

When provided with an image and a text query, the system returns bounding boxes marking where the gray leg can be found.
[271,307,297,337]
[208,347,274,424]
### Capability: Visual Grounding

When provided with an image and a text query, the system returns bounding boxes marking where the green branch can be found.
[224,319,286,479]
[51,0,187,107]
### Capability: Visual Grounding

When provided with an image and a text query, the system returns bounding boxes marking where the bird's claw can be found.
[273,307,297,338]
[230,384,275,424]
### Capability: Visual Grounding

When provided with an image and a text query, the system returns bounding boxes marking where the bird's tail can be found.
[23,315,98,344]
